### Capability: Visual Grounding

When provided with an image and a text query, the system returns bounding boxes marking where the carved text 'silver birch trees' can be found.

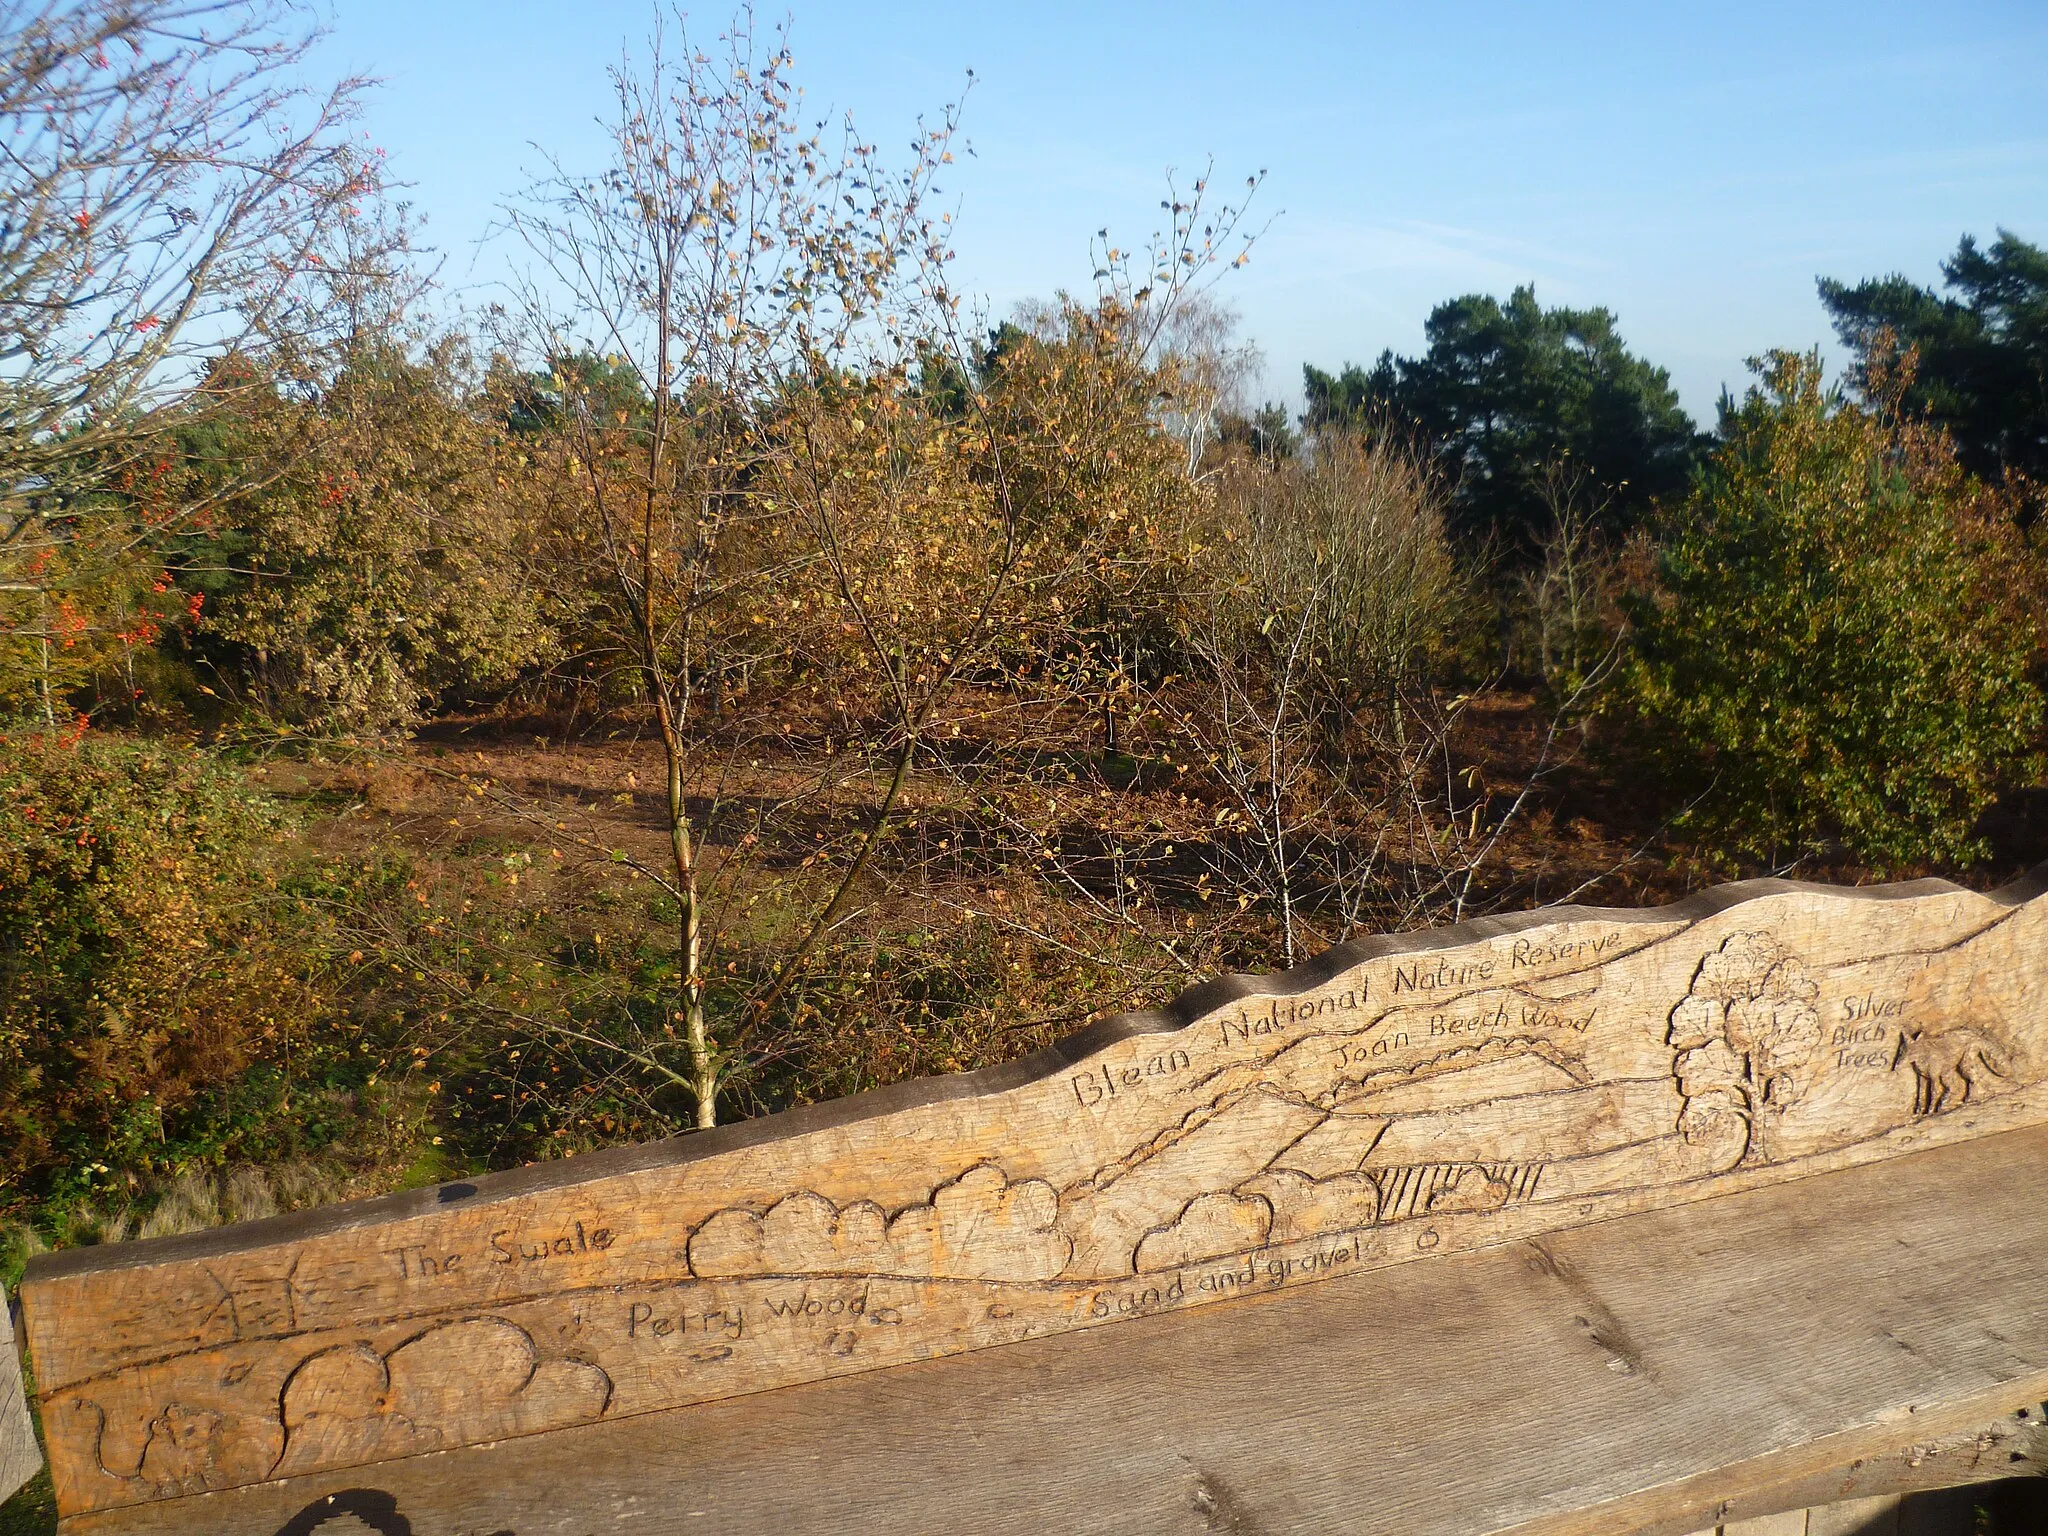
[21,866,2048,1517]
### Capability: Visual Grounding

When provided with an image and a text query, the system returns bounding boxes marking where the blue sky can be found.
[316,1,2047,421]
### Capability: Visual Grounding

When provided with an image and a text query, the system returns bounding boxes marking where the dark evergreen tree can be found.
[1304,285,1702,546]
[1820,230,2048,525]
[914,322,1031,421]
[1217,401,1300,462]
[1302,358,1394,432]
[502,350,654,435]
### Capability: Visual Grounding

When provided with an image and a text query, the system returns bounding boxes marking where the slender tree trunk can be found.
[636,277,716,1128]
[37,590,54,728]
[655,699,714,1129]
[1277,827,1296,966]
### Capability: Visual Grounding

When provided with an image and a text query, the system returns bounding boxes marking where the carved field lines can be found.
[1371,1160,1546,1220]
[20,866,2048,1518]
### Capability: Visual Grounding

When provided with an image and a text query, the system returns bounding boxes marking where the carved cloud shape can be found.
[688,1162,1071,1281]
[1241,1169,1383,1244]
[274,1318,610,1478]
[1133,1192,1273,1272]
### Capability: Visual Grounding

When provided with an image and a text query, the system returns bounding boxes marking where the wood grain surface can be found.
[22,866,2048,1518]
[1639,1405,2048,1536]
[1,1290,39,1506]
[54,1121,2048,1536]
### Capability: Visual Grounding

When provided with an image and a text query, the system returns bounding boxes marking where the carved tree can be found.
[1668,932,1823,1166]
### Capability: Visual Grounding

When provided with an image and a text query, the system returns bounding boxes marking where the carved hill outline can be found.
[29,863,2048,1299]
[24,873,2048,1415]
[23,865,2048,1520]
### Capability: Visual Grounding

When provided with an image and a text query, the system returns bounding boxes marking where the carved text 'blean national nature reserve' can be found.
[21,870,2048,1516]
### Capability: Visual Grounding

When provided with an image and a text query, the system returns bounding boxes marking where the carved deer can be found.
[1893,1026,2012,1116]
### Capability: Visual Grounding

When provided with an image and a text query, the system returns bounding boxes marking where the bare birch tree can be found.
[0,0,385,716]
[1154,431,1616,960]
[504,4,964,1127]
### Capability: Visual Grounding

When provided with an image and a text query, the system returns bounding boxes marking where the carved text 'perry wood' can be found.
[20,868,2048,1518]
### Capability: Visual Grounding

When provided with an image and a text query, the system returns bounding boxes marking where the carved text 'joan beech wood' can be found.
[18,867,2048,1517]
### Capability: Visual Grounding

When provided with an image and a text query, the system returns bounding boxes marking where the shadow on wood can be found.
[22,869,2048,1520]
[50,1120,2048,1536]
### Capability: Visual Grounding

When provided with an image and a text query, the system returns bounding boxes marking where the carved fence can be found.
[7,869,2048,1533]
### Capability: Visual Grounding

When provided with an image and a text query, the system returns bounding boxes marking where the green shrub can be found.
[174,340,552,731]
[1623,351,2042,871]
[0,731,365,1222]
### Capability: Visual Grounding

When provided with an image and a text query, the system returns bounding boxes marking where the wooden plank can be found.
[53,1121,2048,1536]
[1,1289,39,1506]
[1722,1516,1810,1536]
[1806,1498,1902,1536]
[1623,1404,2047,1536]
[22,866,2048,1518]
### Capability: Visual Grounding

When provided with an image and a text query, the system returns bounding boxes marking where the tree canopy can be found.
[1820,230,2048,524]
[1304,285,1702,546]
[1624,351,2040,871]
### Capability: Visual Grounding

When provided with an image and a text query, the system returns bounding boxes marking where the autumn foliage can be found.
[0,1,2043,1263]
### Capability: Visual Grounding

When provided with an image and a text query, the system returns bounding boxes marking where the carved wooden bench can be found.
[7,869,2048,1533]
